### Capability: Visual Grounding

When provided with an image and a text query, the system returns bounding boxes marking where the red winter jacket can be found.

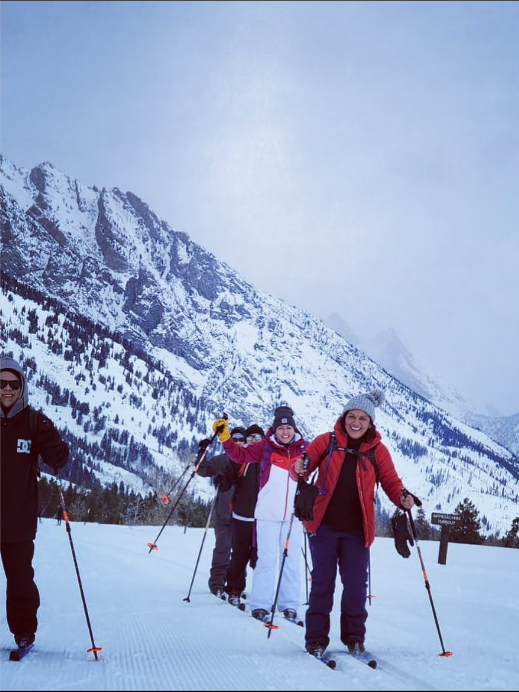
[301,416,405,547]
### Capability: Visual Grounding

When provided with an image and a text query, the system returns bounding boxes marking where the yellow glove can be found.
[212,418,230,443]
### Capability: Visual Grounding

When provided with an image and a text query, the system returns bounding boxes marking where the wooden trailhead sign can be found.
[431,513,461,564]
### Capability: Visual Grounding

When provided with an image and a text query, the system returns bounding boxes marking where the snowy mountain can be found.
[1,154,518,537]
[326,321,519,456]
[464,410,519,458]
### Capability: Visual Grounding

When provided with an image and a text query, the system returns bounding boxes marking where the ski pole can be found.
[159,463,192,506]
[184,489,194,534]
[406,507,453,657]
[57,483,102,660]
[147,471,196,552]
[183,493,218,602]
[265,458,309,638]
[301,530,311,605]
[147,413,227,552]
[367,552,375,606]
[265,509,296,638]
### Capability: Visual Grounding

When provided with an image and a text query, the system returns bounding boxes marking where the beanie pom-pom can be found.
[367,389,385,408]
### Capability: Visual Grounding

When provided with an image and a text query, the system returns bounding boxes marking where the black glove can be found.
[392,512,414,558]
[213,472,232,492]
[294,480,319,522]
[198,438,212,450]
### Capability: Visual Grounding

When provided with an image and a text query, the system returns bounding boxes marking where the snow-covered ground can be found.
[1,518,517,691]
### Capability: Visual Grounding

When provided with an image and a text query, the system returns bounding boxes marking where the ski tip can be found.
[8,644,34,661]
[308,650,336,669]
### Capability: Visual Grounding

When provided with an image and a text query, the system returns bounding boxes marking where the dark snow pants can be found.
[305,525,369,648]
[208,519,233,593]
[1,540,40,636]
[225,518,256,595]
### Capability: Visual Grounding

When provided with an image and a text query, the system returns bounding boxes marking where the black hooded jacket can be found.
[0,357,69,542]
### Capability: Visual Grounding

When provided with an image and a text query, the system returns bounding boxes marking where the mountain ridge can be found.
[324,318,518,456]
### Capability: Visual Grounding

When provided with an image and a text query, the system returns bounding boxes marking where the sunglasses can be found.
[0,379,22,390]
[246,434,263,442]
[231,435,245,442]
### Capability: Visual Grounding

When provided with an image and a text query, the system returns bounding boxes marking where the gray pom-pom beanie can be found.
[342,389,385,423]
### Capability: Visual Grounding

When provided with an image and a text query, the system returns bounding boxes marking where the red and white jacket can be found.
[223,427,308,522]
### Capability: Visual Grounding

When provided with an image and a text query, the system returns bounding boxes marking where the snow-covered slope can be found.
[1,519,518,691]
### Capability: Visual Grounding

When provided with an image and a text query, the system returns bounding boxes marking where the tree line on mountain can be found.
[37,473,519,549]
[2,274,166,373]
[37,473,212,529]
[414,407,519,483]
[3,273,208,482]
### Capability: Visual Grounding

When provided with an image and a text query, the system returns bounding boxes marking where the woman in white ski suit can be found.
[213,406,308,620]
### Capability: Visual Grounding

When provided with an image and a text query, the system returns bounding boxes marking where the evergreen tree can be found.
[414,505,432,540]
[503,517,519,548]
[449,497,484,545]
[375,503,392,537]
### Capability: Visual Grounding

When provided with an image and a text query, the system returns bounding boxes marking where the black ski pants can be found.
[1,540,40,636]
[225,518,256,595]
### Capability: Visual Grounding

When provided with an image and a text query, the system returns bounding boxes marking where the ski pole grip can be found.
[215,412,228,435]
[401,488,422,507]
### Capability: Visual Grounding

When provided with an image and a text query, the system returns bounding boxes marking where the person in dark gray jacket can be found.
[196,426,246,598]
[0,356,69,651]
[224,424,264,607]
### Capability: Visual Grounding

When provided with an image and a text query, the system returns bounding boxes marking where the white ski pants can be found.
[250,517,303,613]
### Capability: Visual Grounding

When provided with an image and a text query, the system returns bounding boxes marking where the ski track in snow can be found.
[2,521,518,691]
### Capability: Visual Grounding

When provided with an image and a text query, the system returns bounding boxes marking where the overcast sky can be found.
[1,1,518,416]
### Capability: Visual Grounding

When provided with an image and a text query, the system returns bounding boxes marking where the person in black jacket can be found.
[0,356,69,650]
[196,426,246,599]
[224,424,264,608]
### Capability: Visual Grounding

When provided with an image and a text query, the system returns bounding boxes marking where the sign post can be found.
[431,513,460,565]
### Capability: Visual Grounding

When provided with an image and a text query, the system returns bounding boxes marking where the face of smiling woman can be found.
[275,424,295,444]
[343,410,371,439]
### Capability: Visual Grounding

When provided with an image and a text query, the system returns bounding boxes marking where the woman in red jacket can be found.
[293,389,415,660]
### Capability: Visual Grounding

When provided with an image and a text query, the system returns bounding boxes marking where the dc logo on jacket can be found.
[17,439,32,454]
